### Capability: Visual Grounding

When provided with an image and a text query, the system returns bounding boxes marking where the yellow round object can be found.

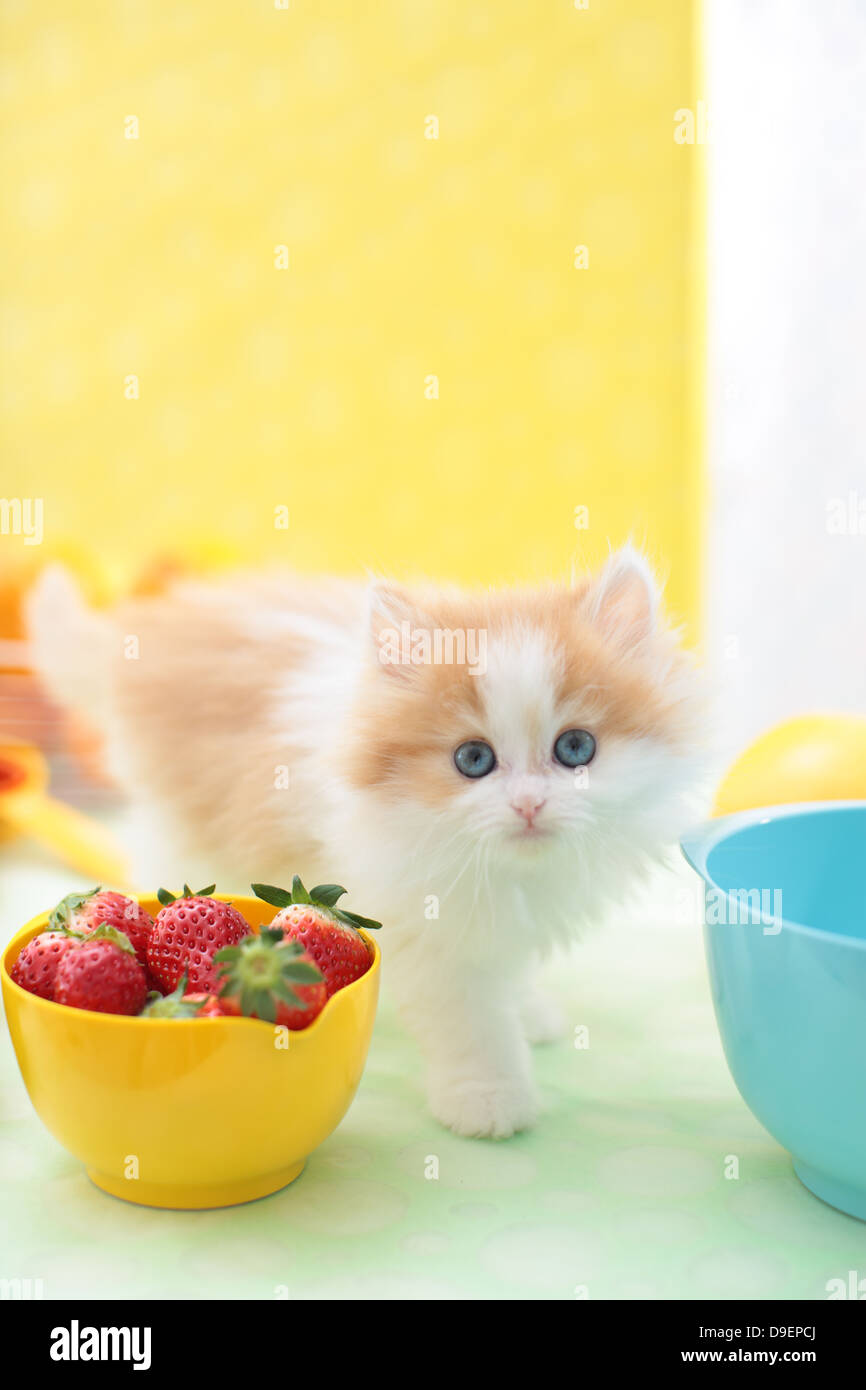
[713,714,866,816]
[1,895,380,1209]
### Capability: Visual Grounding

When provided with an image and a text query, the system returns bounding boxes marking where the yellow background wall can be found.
[1,1,702,632]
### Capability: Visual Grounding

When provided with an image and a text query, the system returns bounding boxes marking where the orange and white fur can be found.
[28,548,701,1139]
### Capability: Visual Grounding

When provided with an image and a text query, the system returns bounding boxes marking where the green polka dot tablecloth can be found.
[2,840,863,1300]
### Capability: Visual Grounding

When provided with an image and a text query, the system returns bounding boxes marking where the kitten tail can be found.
[25,565,114,729]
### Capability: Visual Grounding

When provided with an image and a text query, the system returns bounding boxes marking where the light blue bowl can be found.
[681,800,866,1221]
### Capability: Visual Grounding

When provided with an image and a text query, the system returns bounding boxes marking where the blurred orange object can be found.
[0,737,129,884]
[129,536,243,597]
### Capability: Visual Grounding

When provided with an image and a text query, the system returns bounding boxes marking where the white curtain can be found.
[706,0,866,753]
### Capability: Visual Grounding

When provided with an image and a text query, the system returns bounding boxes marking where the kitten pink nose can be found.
[511,791,547,825]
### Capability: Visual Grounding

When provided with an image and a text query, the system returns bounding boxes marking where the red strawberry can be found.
[139,973,214,1018]
[214,928,326,1029]
[49,887,154,969]
[147,884,250,993]
[11,931,81,1000]
[182,992,226,1018]
[54,925,148,1015]
[251,878,379,997]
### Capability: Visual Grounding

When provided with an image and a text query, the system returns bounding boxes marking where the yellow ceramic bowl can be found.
[1,894,380,1209]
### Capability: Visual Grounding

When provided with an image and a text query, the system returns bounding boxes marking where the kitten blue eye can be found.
[553,729,596,768]
[454,740,496,779]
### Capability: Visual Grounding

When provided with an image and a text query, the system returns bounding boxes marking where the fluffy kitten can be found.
[27,547,702,1139]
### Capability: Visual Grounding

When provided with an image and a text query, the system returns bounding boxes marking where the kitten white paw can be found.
[521,990,567,1045]
[428,1074,538,1140]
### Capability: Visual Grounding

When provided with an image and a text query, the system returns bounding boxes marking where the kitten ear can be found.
[580,545,660,647]
[367,580,431,680]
